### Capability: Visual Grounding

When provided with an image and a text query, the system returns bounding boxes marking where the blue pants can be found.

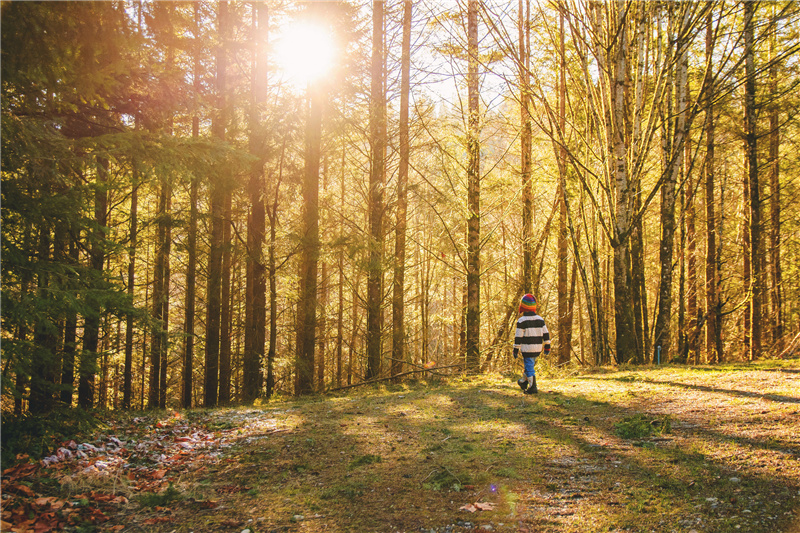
[523,355,538,378]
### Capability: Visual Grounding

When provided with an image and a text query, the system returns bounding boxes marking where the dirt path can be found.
[2,361,798,532]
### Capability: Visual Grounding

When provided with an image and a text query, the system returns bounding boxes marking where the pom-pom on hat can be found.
[519,293,537,313]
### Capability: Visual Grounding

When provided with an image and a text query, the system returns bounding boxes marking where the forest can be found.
[3,0,800,414]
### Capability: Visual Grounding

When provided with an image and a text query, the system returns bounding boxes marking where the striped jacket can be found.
[513,312,551,357]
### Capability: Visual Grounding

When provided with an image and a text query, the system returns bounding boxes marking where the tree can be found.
[743,0,763,361]
[206,0,229,407]
[243,1,268,404]
[465,0,481,374]
[366,0,386,381]
[391,0,412,381]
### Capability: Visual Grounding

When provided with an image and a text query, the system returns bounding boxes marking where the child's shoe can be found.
[517,378,529,392]
[524,376,538,394]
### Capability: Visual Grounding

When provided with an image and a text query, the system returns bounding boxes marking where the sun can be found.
[275,21,336,89]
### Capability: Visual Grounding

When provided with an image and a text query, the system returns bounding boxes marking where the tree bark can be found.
[123,183,138,409]
[391,0,411,381]
[206,0,229,407]
[744,0,762,361]
[243,1,268,404]
[704,6,720,364]
[465,0,481,373]
[556,3,570,366]
[366,0,386,380]
[519,0,532,293]
[768,4,783,350]
[296,83,322,395]
[219,192,232,404]
[79,161,108,408]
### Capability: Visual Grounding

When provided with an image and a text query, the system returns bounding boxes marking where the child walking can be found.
[513,294,550,394]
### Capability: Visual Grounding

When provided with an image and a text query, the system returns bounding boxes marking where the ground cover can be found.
[2,360,799,532]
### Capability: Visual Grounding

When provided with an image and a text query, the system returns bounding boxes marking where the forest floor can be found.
[2,359,800,533]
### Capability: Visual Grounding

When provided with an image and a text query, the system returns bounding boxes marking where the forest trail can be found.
[2,360,799,532]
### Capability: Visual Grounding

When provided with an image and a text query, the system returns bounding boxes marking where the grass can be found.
[3,361,800,532]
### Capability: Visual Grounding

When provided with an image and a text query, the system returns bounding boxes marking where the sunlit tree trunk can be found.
[608,3,636,364]
[391,0,411,381]
[744,0,762,361]
[206,0,229,407]
[219,192,232,405]
[465,0,481,373]
[244,1,268,404]
[630,0,648,364]
[768,5,783,351]
[366,0,386,380]
[159,185,172,409]
[654,5,688,364]
[556,3,570,366]
[149,179,170,409]
[296,79,323,394]
[519,0,532,293]
[704,6,720,364]
[124,182,138,409]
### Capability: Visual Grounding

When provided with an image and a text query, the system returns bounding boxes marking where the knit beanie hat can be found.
[519,293,537,313]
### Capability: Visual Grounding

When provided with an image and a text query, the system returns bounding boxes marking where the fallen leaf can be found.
[151,469,167,479]
[143,517,171,525]
[460,503,477,512]
[7,483,36,497]
[475,502,495,511]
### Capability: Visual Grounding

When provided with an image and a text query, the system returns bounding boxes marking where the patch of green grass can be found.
[321,481,367,500]
[423,467,471,492]
[349,454,382,469]
[614,414,671,439]
[136,483,184,508]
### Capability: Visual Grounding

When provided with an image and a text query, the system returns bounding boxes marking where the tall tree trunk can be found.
[318,261,327,390]
[465,0,481,373]
[630,0,648,364]
[704,6,720,364]
[768,4,783,351]
[31,225,56,413]
[392,0,411,380]
[519,0,532,293]
[244,1,268,404]
[366,0,386,380]
[609,3,636,365]
[123,184,137,409]
[686,134,699,362]
[79,162,108,408]
[556,3,570,366]
[149,181,170,409]
[219,192,232,405]
[61,238,78,406]
[183,2,201,409]
[654,6,688,364]
[296,84,322,395]
[744,0,762,361]
[266,138,285,399]
[206,0,229,407]
[159,186,172,409]
[337,144,346,387]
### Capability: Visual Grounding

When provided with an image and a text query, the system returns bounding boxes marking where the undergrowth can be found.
[1,407,103,470]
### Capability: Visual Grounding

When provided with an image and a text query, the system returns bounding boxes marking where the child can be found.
[513,294,550,394]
